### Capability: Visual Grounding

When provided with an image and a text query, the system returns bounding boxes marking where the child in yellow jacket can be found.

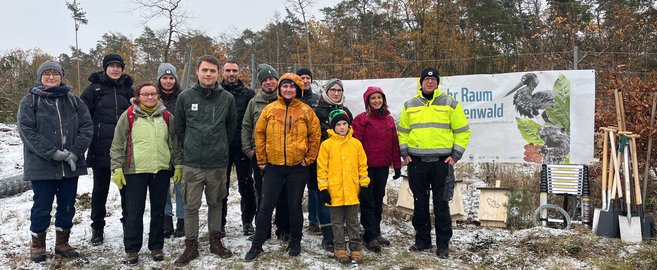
[317,109,370,264]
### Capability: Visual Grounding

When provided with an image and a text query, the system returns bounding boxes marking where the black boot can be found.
[320,225,334,252]
[163,215,174,238]
[173,219,185,238]
[90,229,103,246]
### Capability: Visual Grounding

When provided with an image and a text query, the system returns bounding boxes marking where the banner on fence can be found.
[315,70,595,164]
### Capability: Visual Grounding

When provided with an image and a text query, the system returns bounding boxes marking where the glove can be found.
[359,186,369,200]
[320,189,332,205]
[443,165,455,202]
[64,151,78,172]
[112,168,127,190]
[51,149,70,161]
[392,168,402,180]
[173,165,183,184]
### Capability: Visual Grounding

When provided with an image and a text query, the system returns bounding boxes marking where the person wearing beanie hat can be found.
[294,67,319,109]
[80,53,134,247]
[218,60,257,238]
[316,108,369,264]
[398,68,471,259]
[352,86,401,253]
[245,71,320,261]
[241,63,290,244]
[156,62,185,239]
[18,60,93,262]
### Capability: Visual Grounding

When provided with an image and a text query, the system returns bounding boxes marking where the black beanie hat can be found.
[103,53,125,71]
[295,67,312,80]
[420,67,439,85]
[329,109,351,130]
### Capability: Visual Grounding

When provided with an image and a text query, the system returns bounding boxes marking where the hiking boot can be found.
[151,249,164,261]
[334,248,350,264]
[276,230,290,242]
[90,229,103,246]
[174,239,199,266]
[220,226,226,238]
[124,252,139,265]
[30,232,47,263]
[376,235,391,246]
[351,249,364,264]
[307,224,321,235]
[320,225,334,252]
[244,243,263,262]
[163,215,174,238]
[173,219,185,238]
[54,228,80,258]
[436,247,449,259]
[409,243,432,252]
[287,240,301,256]
[210,232,233,258]
[243,223,255,236]
[366,239,382,253]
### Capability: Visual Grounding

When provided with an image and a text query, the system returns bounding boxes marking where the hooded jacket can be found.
[314,96,353,142]
[110,99,182,174]
[317,128,370,206]
[241,89,278,155]
[352,87,402,169]
[18,85,93,181]
[80,71,134,168]
[221,79,255,151]
[158,84,182,115]
[254,92,321,167]
[174,82,237,168]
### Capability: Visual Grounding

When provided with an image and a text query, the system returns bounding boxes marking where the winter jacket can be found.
[314,97,353,142]
[299,88,320,110]
[158,86,182,115]
[174,82,237,168]
[254,95,321,166]
[352,87,401,169]
[221,79,255,151]
[109,99,182,174]
[18,85,93,181]
[241,90,278,155]
[398,88,471,160]
[317,128,370,206]
[80,71,134,168]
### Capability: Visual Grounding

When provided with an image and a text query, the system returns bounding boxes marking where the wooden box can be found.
[477,183,511,228]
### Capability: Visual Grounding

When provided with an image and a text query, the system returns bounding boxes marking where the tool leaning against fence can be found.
[617,132,642,243]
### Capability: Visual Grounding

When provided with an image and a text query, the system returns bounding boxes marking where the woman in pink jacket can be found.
[351,86,402,252]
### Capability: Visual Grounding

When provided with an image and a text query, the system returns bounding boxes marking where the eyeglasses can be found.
[42,72,61,78]
[423,77,438,82]
[139,93,159,98]
[328,88,343,93]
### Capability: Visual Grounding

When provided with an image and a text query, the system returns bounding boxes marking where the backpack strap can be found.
[126,106,135,168]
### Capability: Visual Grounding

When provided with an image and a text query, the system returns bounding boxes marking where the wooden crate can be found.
[449,181,466,226]
[477,182,511,228]
[396,177,414,220]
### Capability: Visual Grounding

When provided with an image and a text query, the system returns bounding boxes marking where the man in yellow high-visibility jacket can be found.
[397,67,471,259]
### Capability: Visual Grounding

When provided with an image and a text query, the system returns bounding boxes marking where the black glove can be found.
[320,189,332,205]
[443,165,455,202]
[392,168,401,180]
[359,186,369,200]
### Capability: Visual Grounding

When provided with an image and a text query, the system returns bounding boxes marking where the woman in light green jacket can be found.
[109,82,182,265]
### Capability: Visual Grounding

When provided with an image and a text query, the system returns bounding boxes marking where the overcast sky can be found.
[1,0,339,57]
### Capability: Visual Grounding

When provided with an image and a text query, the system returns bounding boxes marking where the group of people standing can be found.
[18,53,470,266]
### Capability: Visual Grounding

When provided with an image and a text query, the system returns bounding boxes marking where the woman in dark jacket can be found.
[352,86,402,252]
[80,53,134,245]
[17,61,93,263]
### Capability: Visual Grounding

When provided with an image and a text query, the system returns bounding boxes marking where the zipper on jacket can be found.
[55,99,66,177]
[283,105,289,166]
[114,87,119,120]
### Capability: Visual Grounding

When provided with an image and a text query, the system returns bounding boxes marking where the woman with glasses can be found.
[109,82,182,265]
[308,78,353,252]
[18,61,93,263]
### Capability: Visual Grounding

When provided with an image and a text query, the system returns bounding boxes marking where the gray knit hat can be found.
[257,64,279,83]
[157,63,178,81]
[322,78,343,93]
[36,61,64,84]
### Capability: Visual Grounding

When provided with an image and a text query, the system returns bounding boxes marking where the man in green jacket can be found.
[174,55,237,266]
[398,67,471,259]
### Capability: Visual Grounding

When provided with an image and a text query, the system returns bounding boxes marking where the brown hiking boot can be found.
[174,239,199,266]
[124,252,139,265]
[334,248,350,264]
[30,232,47,263]
[351,249,364,264]
[366,239,381,253]
[210,232,233,258]
[55,228,80,258]
[151,249,164,261]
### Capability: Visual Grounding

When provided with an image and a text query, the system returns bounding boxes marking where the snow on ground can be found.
[0,123,645,269]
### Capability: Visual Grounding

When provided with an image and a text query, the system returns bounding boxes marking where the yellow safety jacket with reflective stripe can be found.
[397,88,471,160]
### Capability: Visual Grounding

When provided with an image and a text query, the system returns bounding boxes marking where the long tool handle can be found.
[614,90,626,132]
[643,93,657,200]
[629,135,642,205]
[600,127,610,210]
[608,130,621,208]
[621,136,632,218]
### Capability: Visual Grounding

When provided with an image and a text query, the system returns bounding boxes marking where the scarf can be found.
[29,85,70,98]
[320,91,344,106]
[262,90,278,102]
[139,102,158,115]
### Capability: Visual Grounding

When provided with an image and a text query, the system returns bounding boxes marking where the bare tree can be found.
[286,0,314,69]
[66,0,88,95]
[133,0,188,62]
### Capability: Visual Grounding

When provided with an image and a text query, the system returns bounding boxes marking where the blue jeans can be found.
[308,189,331,225]
[165,181,184,218]
[30,177,79,233]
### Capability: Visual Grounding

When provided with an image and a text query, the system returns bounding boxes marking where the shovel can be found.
[628,134,656,240]
[596,128,622,238]
[592,127,610,233]
[618,133,642,243]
